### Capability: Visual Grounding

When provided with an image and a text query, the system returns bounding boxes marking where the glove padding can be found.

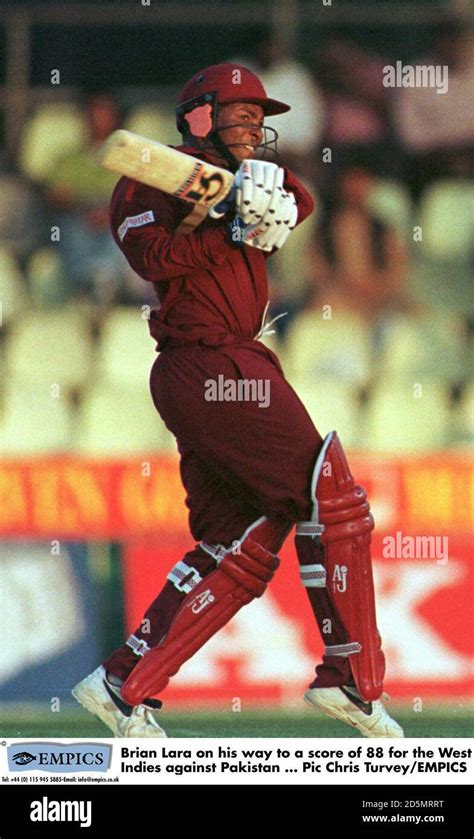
[210,160,282,221]
[222,159,298,252]
[233,160,283,225]
[239,185,298,252]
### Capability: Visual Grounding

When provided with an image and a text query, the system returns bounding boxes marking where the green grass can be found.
[0,703,471,739]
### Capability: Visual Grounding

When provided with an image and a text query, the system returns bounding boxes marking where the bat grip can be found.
[208,184,236,219]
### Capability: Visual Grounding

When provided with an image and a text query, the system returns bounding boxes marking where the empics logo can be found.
[11,751,35,766]
[30,797,92,828]
[7,742,112,773]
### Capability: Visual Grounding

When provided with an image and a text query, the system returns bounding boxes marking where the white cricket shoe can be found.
[72,666,167,738]
[304,685,404,738]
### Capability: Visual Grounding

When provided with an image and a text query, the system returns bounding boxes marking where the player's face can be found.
[216,103,265,162]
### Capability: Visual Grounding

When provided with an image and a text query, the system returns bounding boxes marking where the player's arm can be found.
[111,180,236,282]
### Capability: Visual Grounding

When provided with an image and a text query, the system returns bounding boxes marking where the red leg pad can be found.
[122,539,279,705]
[318,433,385,701]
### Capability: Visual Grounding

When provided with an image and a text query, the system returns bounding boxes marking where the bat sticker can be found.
[176,163,227,205]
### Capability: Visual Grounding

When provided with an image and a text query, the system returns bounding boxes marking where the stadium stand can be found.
[417,180,474,262]
[377,312,466,383]
[363,379,452,453]
[0,248,29,325]
[0,379,74,455]
[284,309,373,385]
[94,307,158,390]
[18,103,87,183]
[74,382,169,455]
[124,105,179,146]
[4,307,93,393]
[288,375,362,449]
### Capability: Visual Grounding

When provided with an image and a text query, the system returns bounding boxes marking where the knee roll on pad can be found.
[221,542,278,594]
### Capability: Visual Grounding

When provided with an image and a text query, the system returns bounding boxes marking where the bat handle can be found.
[208,185,236,219]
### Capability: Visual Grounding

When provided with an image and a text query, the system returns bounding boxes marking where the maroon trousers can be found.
[104,340,351,688]
[153,341,321,538]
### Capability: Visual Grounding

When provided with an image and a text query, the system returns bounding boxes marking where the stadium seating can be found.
[284,309,373,384]
[124,105,180,146]
[410,259,473,318]
[0,176,43,258]
[18,103,87,183]
[455,381,474,444]
[288,374,362,449]
[0,248,29,325]
[0,379,74,454]
[74,382,170,454]
[378,312,465,383]
[417,180,474,263]
[26,247,68,307]
[157,424,179,453]
[363,379,451,452]
[4,307,93,393]
[368,179,413,234]
[94,306,158,389]
[409,180,474,317]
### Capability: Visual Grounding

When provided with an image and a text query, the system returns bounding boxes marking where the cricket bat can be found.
[98,129,234,209]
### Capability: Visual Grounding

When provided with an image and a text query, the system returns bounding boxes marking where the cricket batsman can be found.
[73,63,403,739]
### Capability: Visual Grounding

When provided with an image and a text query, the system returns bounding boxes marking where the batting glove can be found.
[209,160,282,221]
[233,160,283,224]
[232,186,297,252]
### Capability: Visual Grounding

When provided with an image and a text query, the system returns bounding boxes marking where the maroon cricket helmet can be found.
[176,62,290,128]
[176,63,289,168]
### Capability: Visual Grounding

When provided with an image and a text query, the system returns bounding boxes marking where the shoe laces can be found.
[133,705,159,727]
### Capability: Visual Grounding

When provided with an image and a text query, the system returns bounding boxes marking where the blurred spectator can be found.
[310,163,412,330]
[235,35,325,177]
[45,94,128,303]
[314,36,400,186]
[0,166,45,261]
[393,21,474,199]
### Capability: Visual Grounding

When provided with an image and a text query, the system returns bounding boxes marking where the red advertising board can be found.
[123,533,473,705]
[0,453,471,539]
[0,453,471,701]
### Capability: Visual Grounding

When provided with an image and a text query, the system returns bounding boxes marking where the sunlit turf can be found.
[0,703,471,739]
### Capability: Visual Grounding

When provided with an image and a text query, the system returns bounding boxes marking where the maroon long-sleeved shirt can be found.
[110,146,314,349]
